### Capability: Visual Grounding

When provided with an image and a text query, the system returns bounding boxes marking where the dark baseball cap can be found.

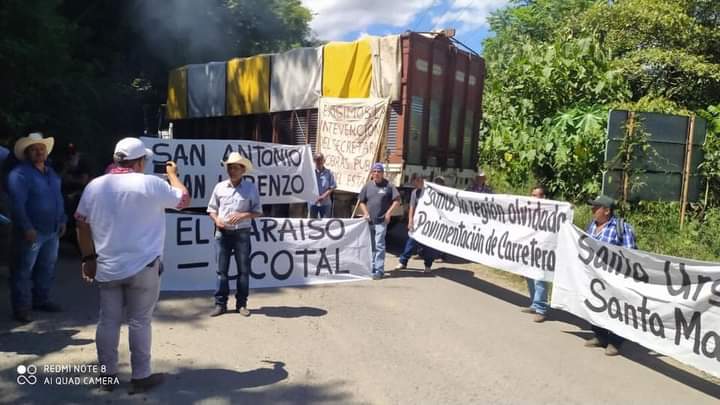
[588,194,616,209]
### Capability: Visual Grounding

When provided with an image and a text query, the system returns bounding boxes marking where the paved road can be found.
[1,246,718,404]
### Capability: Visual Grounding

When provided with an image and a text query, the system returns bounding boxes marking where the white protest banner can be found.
[141,137,318,207]
[411,182,574,281]
[551,224,720,378]
[161,212,372,290]
[316,97,389,193]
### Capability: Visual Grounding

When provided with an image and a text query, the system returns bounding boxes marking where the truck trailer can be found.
[163,31,485,217]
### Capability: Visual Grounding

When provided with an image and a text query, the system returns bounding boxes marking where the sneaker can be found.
[605,343,620,356]
[130,373,164,394]
[520,307,536,314]
[210,305,226,317]
[33,302,62,312]
[584,337,602,348]
[393,263,407,271]
[372,273,383,280]
[236,307,250,317]
[13,310,32,323]
[423,266,432,273]
[533,314,546,323]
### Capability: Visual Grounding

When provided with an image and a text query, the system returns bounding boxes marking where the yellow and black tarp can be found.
[322,39,372,98]
[227,55,271,116]
[167,67,188,119]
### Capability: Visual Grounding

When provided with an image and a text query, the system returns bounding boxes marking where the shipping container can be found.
[163,32,485,218]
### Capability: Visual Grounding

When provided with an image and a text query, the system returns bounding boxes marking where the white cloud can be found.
[302,0,436,40]
[431,0,509,33]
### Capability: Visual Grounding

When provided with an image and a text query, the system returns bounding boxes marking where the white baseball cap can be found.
[113,137,153,162]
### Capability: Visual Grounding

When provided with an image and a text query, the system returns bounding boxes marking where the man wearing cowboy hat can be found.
[207,152,263,317]
[466,169,493,194]
[74,137,189,392]
[7,132,66,323]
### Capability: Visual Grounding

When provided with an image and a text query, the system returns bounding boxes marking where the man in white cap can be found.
[466,169,493,194]
[74,137,189,392]
[207,152,263,317]
[7,132,66,323]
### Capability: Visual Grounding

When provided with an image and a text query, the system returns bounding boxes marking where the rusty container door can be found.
[397,33,485,171]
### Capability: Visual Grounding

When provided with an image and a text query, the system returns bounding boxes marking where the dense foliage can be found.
[0,0,313,164]
[481,0,720,203]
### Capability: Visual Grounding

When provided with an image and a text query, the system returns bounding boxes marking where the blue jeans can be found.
[369,223,387,275]
[11,230,60,311]
[526,278,548,315]
[399,237,436,268]
[309,204,330,219]
[214,228,251,308]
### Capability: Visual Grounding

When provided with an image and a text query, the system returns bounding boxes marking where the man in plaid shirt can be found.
[584,194,637,356]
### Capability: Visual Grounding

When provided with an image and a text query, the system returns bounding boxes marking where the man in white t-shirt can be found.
[74,137,189,393]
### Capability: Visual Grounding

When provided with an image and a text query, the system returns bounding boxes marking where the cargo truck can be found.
[161,31,485,218]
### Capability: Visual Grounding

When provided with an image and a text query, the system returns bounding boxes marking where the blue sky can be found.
[301,0,511,54]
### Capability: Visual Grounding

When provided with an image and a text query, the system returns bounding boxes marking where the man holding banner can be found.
[584,194,637,356]
[207,152,263,317]
[358,163,400,280]
[522,185,550,323]
[394,175,436,273]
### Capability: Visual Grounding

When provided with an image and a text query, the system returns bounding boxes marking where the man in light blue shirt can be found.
[310,152,336,218]
[207,152,263,317]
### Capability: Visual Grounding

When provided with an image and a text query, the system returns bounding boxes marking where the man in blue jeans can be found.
[358,163,400,280]
[309,152,336,218]
[394,175,436,273]
[7,133,66,323]
[207,152,263,317]
[521,185,549,323]
[584,194,637,356]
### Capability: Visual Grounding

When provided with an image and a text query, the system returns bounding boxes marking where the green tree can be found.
[0,0,313,158]
[577,0,720,109]
[481,0,720,202]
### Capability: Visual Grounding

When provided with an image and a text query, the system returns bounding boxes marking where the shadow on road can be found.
[2,359,353,404]
[0,328,93,356]
[565,330,720,398]
[435,267,720,398]
[251,306,327,318]
[433,267,530,307]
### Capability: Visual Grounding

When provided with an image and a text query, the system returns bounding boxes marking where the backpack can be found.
[615,217,625,245]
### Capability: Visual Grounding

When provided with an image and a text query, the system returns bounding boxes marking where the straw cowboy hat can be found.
[14,132,54,160]
[222,152,253,173]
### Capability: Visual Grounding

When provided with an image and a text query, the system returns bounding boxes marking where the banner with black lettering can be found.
[141,137,318,207]
[161,213,372,290]
[552,224,720,378]
[316,97,389,193]
[411,182,574,281]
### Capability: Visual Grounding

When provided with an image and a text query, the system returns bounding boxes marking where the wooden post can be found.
[622,112,636,204]
[680,115,696,228]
